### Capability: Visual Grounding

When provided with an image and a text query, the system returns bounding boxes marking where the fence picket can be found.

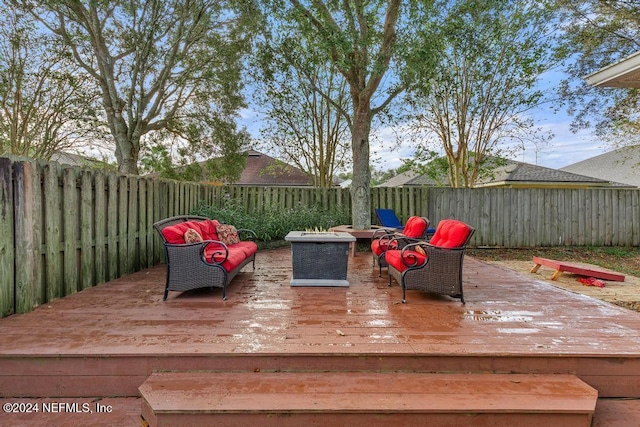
[63,168,78,296]
[94,172,106,284]
[107,173,119,280]
[43,164,62,302]
[81,171,94,290]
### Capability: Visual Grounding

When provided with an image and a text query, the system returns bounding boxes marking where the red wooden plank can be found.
[532,257,625,282]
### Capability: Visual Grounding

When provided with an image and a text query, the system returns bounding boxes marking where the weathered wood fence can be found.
[1,156,639,317]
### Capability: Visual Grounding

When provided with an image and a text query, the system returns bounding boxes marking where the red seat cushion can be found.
[385,249,427,273]
[207,247,248,272]
[403,216,428,238]
[231,241,258,257]
[430,220,472,248]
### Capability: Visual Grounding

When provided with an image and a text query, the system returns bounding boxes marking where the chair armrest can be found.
[165,240,230,266]
[398,241,430,269]
[372,228,396,240]
[202,240,229,265]
[425,242,466,251]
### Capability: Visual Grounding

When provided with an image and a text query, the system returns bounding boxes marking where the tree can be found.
[555,0,640,146]
[27,0,257,175]
[261,0,435,228]
[407,0,556,187]
[0,2,100,159]
[251,47,351,188]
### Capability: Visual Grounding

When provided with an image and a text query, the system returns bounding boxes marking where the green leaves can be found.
[406,0,557,187]
[555,0,640,144]
[191,199,350,243]
[28,0,257,174]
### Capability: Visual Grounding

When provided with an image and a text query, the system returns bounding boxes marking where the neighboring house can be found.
[144,149,339,187]
[377,159,632,189]
[475,160,632,188]
[232,150,313,186]
[584,50,640,89]
[560,146,640,188]
[375,170,440,187]
[580,52,640,188]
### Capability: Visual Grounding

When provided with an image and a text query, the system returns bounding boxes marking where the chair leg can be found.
[402,284,406,304]
[163,280,170,301]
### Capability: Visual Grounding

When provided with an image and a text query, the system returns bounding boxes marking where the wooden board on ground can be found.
[531,256,625,282]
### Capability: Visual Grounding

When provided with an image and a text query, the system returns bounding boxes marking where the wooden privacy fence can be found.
[1,156,639,317]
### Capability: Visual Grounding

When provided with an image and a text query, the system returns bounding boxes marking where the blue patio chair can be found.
[375,208,436,236]
[375,208,405,230]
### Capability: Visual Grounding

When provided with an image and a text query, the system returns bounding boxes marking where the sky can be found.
[239,91,611,173]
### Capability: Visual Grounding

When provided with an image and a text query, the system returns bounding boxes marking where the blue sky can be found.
[239,97,610,173]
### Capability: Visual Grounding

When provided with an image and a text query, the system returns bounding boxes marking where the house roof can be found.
[475,159,630,188]
[377,159,631,188]
[560,145,640,188]
[375,170,440,187]
[584,51,640,88]
[232,150,313,186]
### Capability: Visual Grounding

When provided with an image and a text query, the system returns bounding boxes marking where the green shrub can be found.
[191,199,351,243]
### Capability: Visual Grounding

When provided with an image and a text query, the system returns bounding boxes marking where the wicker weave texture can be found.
[404,247,465,296]
[291,242,350,280]
[165,244,226,292]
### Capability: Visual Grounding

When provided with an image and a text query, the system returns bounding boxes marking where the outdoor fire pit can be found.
[285,231,356,287]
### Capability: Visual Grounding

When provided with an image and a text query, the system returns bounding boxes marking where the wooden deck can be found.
[1,246,640,426]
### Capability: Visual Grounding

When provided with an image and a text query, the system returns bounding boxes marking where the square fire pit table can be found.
[285,231,356,287]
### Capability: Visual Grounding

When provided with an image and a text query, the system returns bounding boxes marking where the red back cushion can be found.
[403,216,428,238]
[198,219,221,241]
[430,219,472,248]
[162,222,191,244]
[161,219,221,244]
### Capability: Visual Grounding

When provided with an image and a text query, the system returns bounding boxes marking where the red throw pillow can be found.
[414,245,426,256]
[216,224,241,246]
[184,228,203,244]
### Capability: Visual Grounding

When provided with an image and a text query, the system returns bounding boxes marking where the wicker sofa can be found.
[154,215,257,300]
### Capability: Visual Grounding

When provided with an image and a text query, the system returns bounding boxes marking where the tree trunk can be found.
[350,107,371,230]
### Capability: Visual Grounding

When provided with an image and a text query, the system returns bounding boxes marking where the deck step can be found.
[139,372,597,427]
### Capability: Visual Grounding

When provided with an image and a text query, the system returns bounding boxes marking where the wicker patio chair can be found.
[386,219,475,303]
[153,215,257,300]
[371,216,430,276]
